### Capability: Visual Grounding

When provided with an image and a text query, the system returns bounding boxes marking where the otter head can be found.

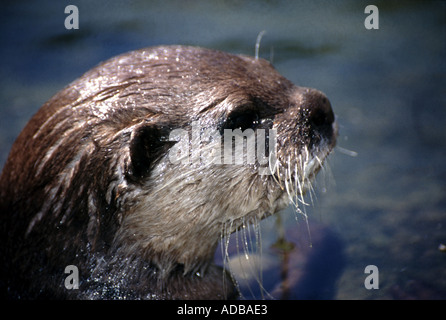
[0,45,336,299]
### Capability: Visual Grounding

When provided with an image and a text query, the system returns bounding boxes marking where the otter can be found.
[0,45,336,299]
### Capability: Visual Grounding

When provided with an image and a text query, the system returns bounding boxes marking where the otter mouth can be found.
[256,88,338,212]
[270,119,338,210]
[226,119,337,236]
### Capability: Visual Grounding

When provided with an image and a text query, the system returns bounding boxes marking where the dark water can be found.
[1,0,445,299]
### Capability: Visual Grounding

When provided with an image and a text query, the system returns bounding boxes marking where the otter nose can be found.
[302,89,335,140]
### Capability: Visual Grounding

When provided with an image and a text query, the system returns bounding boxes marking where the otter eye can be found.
[220,109,260,133]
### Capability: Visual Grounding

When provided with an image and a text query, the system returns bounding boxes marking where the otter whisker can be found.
[233,216,274,300]
[269,150,282,188]
[255,30,266,60]
[335,145,358,158]
[221,220,241,299]
[284,156,295,207]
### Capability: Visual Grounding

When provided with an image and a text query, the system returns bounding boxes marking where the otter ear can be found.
[128,124,174,181]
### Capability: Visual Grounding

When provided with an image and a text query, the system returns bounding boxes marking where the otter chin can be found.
[0,45,336,299]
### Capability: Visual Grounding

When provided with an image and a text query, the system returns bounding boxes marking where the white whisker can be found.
[336,145,358,157]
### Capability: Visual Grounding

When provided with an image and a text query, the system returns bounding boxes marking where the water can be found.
[1,0,445,299]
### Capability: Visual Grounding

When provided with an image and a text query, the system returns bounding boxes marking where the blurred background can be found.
[0,0,445,299]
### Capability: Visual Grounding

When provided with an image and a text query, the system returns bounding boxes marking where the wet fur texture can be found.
[0,45,336,299]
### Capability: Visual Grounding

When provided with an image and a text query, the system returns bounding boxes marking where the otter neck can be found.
[116,212,224,276]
